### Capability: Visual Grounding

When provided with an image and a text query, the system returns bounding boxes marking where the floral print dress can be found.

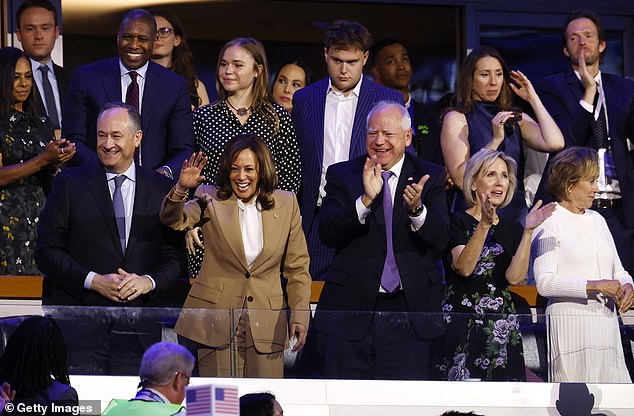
[0,108,53,275]
[437,211,526,381]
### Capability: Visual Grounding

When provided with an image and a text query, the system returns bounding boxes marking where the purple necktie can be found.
[125,71,141,164]
[380,171,400,292]
[112,175,127,253]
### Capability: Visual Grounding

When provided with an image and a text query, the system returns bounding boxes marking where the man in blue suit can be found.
[292,20,402,280]
[36,103,185,374]
[63,8,193,180]
[315,101,448,379]
[536,9,634,273]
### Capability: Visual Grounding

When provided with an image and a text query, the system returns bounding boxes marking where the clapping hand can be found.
[402,175,429,212]
[525,200,557,231]
[361,155,383,207]
[178,152,207,191]
[479,192,497,228]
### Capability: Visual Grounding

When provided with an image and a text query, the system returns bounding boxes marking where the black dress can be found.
[437,211,526,381]
[187,101,301,278]
[0,108,54,275]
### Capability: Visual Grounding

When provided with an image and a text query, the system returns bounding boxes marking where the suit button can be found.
[247,296,254,302]
[245,272,251,278]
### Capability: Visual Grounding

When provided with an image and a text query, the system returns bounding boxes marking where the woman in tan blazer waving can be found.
[160,134,311,377]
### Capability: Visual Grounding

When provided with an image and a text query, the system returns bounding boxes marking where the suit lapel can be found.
[125,165,148,257]
[564,69,584,102]
[86,162,123,256]
[250,200,284,272]
[350,78,373,158]
[215,196,249,271]
[312,79,328,168]
[103,58,123,102]
[141,62,160,130]
[393,155,416,239]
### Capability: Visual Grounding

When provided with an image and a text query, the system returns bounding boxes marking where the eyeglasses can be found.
[157,27,175,39]
[175,372,191,386]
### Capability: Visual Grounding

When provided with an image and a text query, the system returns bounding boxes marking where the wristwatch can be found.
[408,203,425,217]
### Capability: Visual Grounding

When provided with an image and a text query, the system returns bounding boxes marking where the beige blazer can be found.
[160,185,311,353]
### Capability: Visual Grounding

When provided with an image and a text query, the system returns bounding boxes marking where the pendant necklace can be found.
[226,99,251,117]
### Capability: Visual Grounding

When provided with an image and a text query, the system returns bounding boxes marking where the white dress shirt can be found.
[575,71,620,198]
[119,59,148,114]
[30,57,62,125]
[238,198,264,268]
[319,75,364,205]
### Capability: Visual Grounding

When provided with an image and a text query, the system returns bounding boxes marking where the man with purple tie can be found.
[315,101,449,379]
[63,8,193,180]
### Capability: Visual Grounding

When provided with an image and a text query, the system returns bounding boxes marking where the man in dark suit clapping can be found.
[315,101,449,379]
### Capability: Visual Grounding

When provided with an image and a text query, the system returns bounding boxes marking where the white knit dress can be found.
[531,204,633,383]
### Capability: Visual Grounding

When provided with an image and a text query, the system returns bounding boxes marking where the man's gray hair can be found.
[97,101,142,133]
[366,100,411,131]
[139,342,195,386]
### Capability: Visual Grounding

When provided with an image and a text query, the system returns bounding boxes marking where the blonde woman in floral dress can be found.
[437,149,555,381]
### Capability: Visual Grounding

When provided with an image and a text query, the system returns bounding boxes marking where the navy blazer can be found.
[315,153,449,340]
[535,70,634,228]
[32,62,69,127]
[291,76,403,231]
[62,57,194,178]
[35,160,185,306]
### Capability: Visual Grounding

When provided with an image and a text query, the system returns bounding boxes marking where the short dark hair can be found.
[216,134,278,211]
[119,8,157,34]
[0,47,37,120]
[0,316,70,400]
[369,38,407,67]
[16,0,58,28]
[324,20,372,52]
[97,102,142,133]
[240,392,276,416]
[547,146,599,202]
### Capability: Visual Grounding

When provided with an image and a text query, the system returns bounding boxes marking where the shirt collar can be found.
[384,154,405,178]
[31,57,53,72]
[573,69,602,86]
[237,197,259,212]
[119,59,149,79]
[105,162,137,182]
[327,74,363,98]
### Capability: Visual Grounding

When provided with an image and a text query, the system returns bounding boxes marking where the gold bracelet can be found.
[170,187,188,201]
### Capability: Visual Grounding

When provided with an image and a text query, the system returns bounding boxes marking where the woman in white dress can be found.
[531,146,633,382]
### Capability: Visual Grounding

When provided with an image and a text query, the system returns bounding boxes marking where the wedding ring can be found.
[61,148,65,153]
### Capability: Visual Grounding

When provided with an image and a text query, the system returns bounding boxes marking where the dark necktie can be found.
[592,85,608,149]
[380,171,400,293]
[125,71,141,164]
[113,175,127,253]
[38,65,60,129]
[125,71,139,111]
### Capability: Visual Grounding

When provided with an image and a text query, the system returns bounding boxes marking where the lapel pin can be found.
[274,213,280,219]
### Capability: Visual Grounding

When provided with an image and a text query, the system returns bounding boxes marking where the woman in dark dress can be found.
[184,38,301,278]
[0,47,75,275]
[441,46,563,222]
[438,148,555,381]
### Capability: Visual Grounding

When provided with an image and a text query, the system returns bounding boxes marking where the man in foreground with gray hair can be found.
[102,341,194,416]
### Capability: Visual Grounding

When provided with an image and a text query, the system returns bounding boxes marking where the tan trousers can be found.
[197,311,284,378]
